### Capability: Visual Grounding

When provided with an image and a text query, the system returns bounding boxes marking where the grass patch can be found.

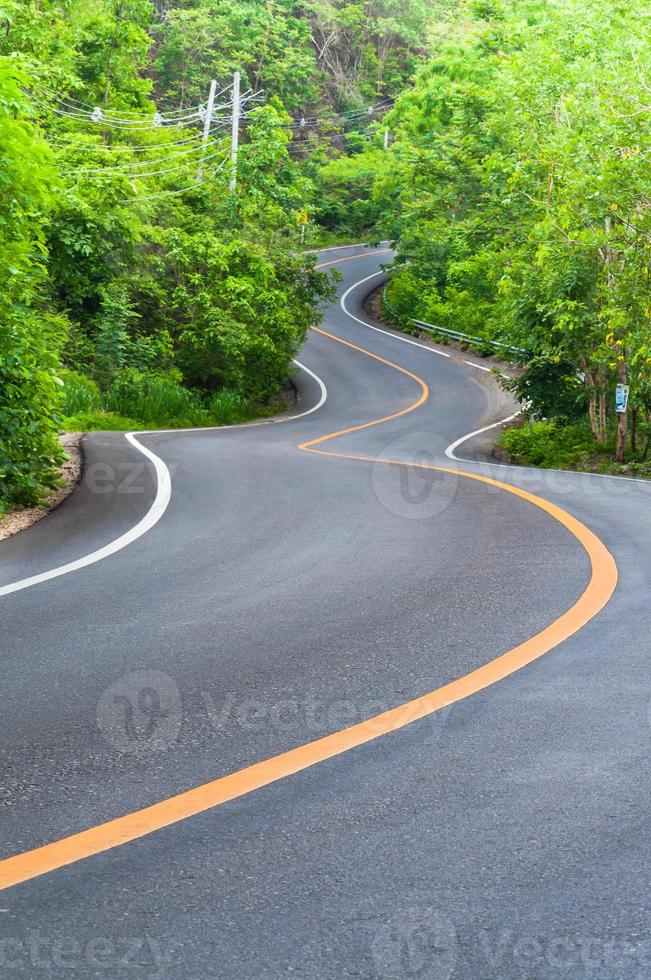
[208,389,256,425]
[60,375,276,432]
[62,410,144,431]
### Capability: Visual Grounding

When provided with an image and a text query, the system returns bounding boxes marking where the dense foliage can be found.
[0,0,451,513]
[376,0,651,465]
[0,60,65,508]
[2,0,649,514]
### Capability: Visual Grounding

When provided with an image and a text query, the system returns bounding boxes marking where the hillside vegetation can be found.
[1,0,649,513]
[0,0,447,513]
[374,0,651,471]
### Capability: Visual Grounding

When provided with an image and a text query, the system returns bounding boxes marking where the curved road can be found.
[0,246,649,978]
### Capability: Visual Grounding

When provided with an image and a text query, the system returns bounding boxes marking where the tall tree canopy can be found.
[377,0,651,461]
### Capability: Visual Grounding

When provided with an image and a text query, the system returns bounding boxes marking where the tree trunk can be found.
[598,383,607,443]
[585,369,607,443]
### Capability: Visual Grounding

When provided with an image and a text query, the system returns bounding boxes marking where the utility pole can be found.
[229,70,241,193]
[384,127,389,150]
[198,78,217,179]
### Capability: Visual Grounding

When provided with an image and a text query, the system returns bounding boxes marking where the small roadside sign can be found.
[615,383,630,413]
[296,209,309,225]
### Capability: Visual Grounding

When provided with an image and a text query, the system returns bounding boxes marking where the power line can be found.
[239,99,393,131]
[34,87,389,140]
[30,95,205,130]
[51,97,198,123]
[61,137,226,175]
[35,83,257,131]
[65,144,229,181]
[47,131,210,153]
[122,157,230,203]
[56,94,222,121]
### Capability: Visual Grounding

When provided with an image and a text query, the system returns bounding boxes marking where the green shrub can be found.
[497,420,604,469]
[384,270,428,324]
[60,370,101,416]
[501,359,588,423]
[315,149,392,237]
[62,375,262,431]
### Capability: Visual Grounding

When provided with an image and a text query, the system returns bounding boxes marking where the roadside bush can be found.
[316,149,392,238]
[154,233,332,400]
[104,369,210,427]
[497,420,604,469]
[208,389,254,425]
[501,359,588,423]
[63,410,143,431]
[0,312,66,511]
[384,270,427,324]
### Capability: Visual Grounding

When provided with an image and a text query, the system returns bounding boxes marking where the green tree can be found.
[0,61,64,511]
[377,0,651,461]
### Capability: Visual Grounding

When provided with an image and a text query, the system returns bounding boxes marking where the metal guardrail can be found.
[382,285,527,358]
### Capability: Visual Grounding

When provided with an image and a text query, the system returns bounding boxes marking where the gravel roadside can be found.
[0,432,84,543]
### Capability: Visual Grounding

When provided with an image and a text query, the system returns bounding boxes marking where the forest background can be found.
[1,0,649,514]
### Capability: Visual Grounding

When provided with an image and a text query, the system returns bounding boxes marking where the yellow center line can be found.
[0,251,618,893]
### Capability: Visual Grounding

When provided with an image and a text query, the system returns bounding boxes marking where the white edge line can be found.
[445,413,521,460]
[340,272,451,358]
[0,360,327,599]
[135,359,326,436]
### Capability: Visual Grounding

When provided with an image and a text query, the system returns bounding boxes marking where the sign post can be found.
[296,208,308,246]
[615,383,630,414]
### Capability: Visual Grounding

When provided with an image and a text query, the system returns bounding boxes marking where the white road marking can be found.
[340,272,451,357]
[464,360,491,372]
[0,360,327,599]
[140,359,327,436]
[0,434,171,599]
[445,414,521,461]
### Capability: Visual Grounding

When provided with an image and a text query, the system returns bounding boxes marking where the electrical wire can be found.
[46,131,210,153]
[239,99,393,131]
[121,156,230,203]
[30,95,204,130]
[61,136,227,175]
[36,90,390,132]
[67,144,230,181]
[46,92,228,123]
[50,97,196,122]
[41,83,244,128]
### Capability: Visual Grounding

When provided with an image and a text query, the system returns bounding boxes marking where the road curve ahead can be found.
[1,245,649,979]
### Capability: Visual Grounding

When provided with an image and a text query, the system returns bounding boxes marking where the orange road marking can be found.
[0,253,618,893]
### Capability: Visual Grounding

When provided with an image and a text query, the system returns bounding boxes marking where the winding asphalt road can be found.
[0,245,649,978]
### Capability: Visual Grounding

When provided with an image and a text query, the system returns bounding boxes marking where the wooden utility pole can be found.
[198,79,217,179]
[229,71,241,193]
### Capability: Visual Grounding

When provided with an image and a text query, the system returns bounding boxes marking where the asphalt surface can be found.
[0,245,649,979]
